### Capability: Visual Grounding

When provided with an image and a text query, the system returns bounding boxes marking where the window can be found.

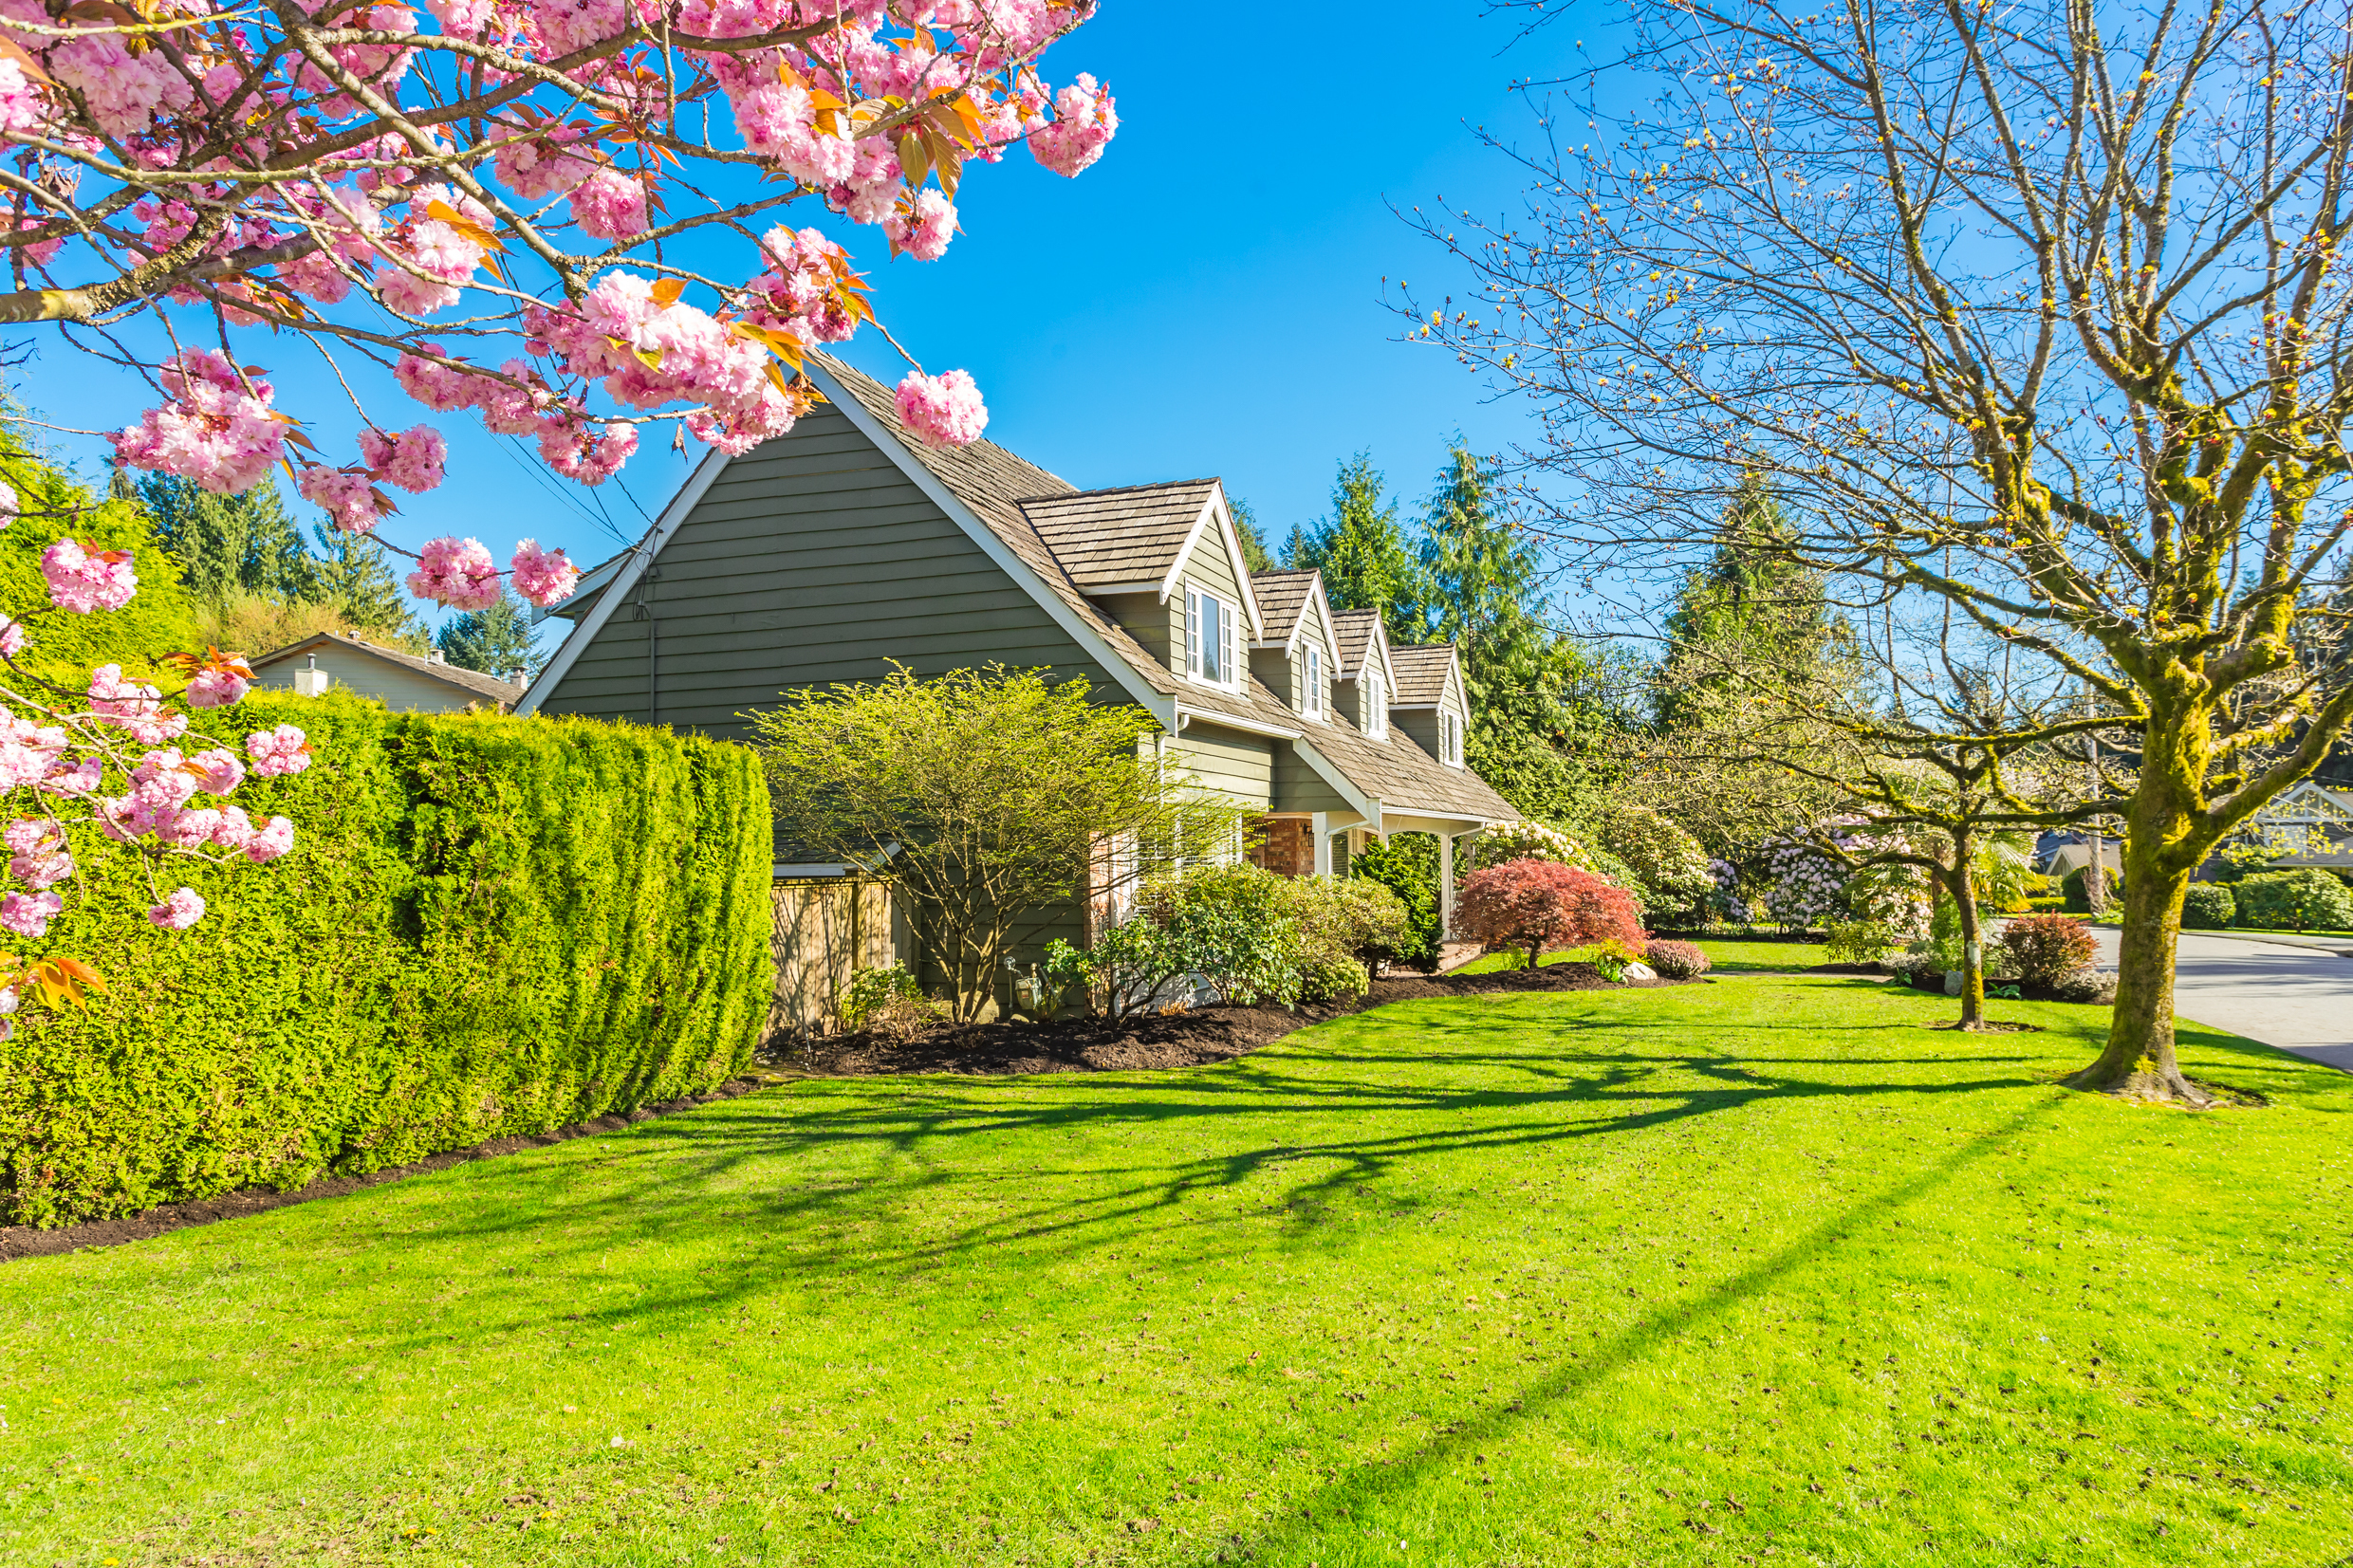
[1303,643,1324,718]
[1364,662,1387,738]
[1185,585,1238,688]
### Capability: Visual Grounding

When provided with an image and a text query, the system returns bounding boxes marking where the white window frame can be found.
[1303,642,1324,719]
[1440,709,1462,766]
[1365,661,1388,739]
[1184,584,1242,691]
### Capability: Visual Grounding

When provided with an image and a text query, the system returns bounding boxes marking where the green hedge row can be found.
[0,691,775,1227]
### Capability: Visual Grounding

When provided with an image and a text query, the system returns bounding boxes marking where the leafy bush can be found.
[2181,882,2236,930]
[1349,833,1439,968]
[1824,919,1901,966]
[2062,865,2119,913]
[1599,808,1714,919]
[841,964,946,1037]
[2233,869,2353,932]
[1281,875,1409,1001]
[1643,939,1711,979]
[1996,914,2098,988]
[1454,858,1645,971]
[0,691,775,1228]
[2051,968,2118,1005]
[1465,820,1600,872]
[1135,862,1302,1005]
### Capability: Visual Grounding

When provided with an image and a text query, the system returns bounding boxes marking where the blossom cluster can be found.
[6,0,1121,610]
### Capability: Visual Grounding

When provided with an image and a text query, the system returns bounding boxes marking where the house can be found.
[249,630,526,712]
[520,352,1515,1011]
[2238,780,2353,869]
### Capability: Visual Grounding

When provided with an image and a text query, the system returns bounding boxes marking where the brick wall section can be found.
[1249,818,1313,877]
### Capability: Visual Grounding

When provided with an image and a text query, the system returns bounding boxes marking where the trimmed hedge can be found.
[2233,869,2353,932]
[2181,882,2236,930]
[0,691,774,1227]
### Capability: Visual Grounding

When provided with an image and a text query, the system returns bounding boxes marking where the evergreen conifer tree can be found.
[137,473,318,604]
[312,526,429,645]
[1286,453,1429,643]
[435,589,544,680]
[1227,496,1274,573]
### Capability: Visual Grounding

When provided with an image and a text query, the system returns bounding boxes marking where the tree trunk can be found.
[2065,702,2211,1105]
[1948,846,1986,1028]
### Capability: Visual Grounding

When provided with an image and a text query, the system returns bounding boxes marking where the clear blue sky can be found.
[14,3,1566,641]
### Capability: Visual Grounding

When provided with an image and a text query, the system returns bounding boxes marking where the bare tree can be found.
[1411,0,2353,1101]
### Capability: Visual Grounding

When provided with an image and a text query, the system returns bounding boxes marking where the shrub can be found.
[841,964,947,1037]
[1135,862,1304,1005]
[2181,882,2236,930]
[1349,833,1439,968]
[1824,918,1901,966]
[1454,858,1646,972]
[0,691,776,1228]
[2233,869,2353,932]
[1997,914,2098,988]
[2051,968,2118,1005]
[1643,939,1711,979]
[1600,808,1714,919]
[1280,875,1409,1001]
[2062,865,2119,913]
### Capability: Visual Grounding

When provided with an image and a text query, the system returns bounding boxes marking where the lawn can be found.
[1455,937,1830,974]
[5,977,2349,1566]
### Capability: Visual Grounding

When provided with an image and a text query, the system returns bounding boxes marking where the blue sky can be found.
[15,2,1567,643]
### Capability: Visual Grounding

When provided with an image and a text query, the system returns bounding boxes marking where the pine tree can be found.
[1227,496,1274,573]
[1286,452,1428,643]
[435,589,544,680]
[1654,474,1851,729]
[137,473,318,604]
[311,526,427,643]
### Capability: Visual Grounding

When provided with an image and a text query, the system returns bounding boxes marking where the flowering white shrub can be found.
[1466,821,1608,876]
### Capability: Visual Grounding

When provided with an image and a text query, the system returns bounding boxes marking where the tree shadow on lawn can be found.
[341,1007,2065,1356]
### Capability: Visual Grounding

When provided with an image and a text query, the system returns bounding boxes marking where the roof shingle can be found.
[250,630,526,706]
[1388,644,1457,706]
[1017,480,1218,588]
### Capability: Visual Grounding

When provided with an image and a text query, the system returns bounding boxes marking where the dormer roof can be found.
[1330,608,1386,681]
[1388,644,1461,707]
[1016,479,1221,589]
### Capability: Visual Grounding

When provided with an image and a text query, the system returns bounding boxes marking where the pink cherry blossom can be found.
[0,890,63,939]
[297,465,386,535]
[112,351,287,494]
[244,816,296,864]
[247,724,313,778]
[87,666,188,746]
[211,805,255,854]
[358,424,448,492]
[5,818,72,891]
[569,166,652,241]
[187,747,246,796]
[406,536,502,609]
[148,887,207,931]
[883,190,957,261]
[895,368,989,449]
[538,418,638,484]
[0,479,15,526]
[0,614,22,660]
[510,540,581,607]
[184,666,251,708]
[40,758,102,798]
[41,538,139,614]
[1030,74,1118,177]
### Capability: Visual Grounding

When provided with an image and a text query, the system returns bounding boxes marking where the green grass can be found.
[1456,937,1829,974]
[6,978,2350,1566]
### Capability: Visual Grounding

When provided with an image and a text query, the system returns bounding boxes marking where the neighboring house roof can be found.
[1388,644,1459,707]
[250,630,526,707]
[1017,479,1221,589]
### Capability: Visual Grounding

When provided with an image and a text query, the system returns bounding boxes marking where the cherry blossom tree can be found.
[0,0,1121,607]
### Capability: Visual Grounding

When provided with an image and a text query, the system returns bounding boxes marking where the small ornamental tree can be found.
[0,0,1121,611]
[1996,916,2098,991]
[1453,858,1645,973]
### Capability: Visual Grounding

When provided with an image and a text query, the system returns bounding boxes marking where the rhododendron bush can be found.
[0,0,1121,605]
[0,690,772,1227]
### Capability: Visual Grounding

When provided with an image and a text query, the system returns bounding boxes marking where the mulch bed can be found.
[782,960,1677,1077]
[4,961,1677,1262]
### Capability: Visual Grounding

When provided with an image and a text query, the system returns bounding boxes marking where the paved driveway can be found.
[2082,927,2353,1072]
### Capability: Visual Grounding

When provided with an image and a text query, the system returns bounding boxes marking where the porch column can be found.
[1311,812,1332,876]
[1438,830,1456,939]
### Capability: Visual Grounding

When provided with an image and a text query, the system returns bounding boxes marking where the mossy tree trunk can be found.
[1941,831,1987,1029]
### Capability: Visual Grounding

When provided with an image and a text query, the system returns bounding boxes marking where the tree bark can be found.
[2066,702,2212,1104]
[1948,842,1986,1028]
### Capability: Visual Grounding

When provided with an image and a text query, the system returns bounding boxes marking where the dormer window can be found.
[1185,584,1239,690]
[1365,661,1387,739]
[1303,643,1324,719]
[1440,709,1463,766]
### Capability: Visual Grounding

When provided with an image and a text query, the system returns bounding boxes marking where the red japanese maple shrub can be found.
[1995,914,2098,988]
[1454,858,1647,972]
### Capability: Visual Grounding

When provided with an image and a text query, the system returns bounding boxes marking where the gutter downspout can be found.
[640,561,659,725]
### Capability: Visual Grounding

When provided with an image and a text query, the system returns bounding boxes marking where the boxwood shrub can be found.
[2180,882,2236,930]
[0,691,774,1227]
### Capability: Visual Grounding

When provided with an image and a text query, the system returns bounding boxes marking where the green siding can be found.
[1097,590,1174,673]
[1169,720,1272,809]
[536,405,1121,740]
[1273,740,1355,815]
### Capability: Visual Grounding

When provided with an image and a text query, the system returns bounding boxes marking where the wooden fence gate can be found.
[767,877,897,1037]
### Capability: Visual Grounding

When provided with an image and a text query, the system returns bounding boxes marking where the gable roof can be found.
[1018,480,1219,588]
[250,629,526,707]
[1329,607,1395,687]
[1388,644,1459,707]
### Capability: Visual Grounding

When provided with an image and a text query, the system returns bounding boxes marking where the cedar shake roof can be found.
[1388,644,1458,706]
[813,354,1510,822]
[1016,479,1220,588]
[1248,570,1319,645]
[1330,608,1381,679]
[249,629,526,707]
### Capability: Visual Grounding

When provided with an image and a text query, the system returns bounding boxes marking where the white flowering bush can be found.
[1466,821,1606,876]
[1754,836,1849,927]
[1600,807,1715,918]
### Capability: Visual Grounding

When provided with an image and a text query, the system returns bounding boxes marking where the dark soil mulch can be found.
[0,1074,773,1264]
[784,960,1683,1077]
[7,962,1685,1263]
